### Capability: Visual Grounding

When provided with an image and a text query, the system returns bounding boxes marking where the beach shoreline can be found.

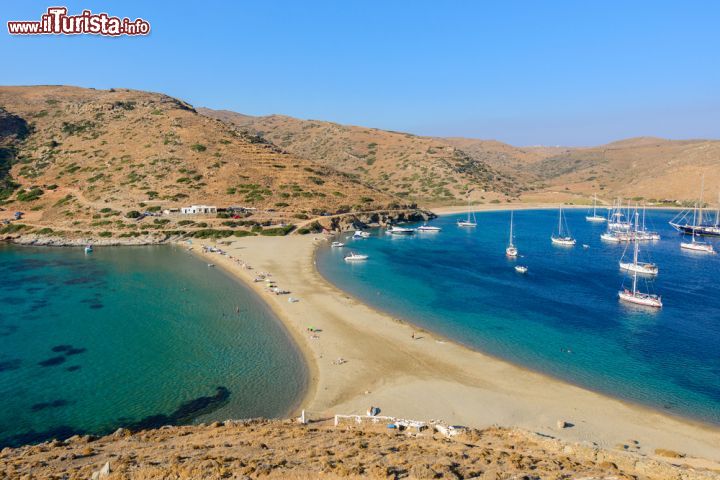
[189,231,720,469]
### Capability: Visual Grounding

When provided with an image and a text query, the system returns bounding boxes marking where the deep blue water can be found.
[317,209,720,425]
[0,245,306,447]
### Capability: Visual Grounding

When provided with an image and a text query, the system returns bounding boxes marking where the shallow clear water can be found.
[317,209,720,425]
[0,245,306,447]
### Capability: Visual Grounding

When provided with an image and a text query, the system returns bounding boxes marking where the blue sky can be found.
[2,1,719,145]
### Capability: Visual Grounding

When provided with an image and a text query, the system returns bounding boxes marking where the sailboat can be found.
[506,211,518,257]
[551,208,576,246]
[679,178,716,253]
[585,194,606,222]
[618,213,662,308]
[457,199,477,227]
[669,176,720,237]
[619,213,658,275]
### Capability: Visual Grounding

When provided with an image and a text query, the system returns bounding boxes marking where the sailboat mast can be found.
[509,211,514,246]
[593,194,597,216]
[632,211,639,294]
[698,175,705,226]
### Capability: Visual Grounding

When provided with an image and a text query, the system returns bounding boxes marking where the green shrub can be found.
[0,223,28,234]
[190,143,207,152]
[99,231,113,237]
[16,187,44,202]
[125,210,141,218]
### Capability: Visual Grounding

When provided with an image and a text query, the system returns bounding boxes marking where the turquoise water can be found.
[0,245,306,447]
[317,209,720,425]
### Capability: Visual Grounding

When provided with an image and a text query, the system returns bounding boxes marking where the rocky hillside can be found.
[201,110,522,204]
[2,418,716,480]
[202,109,720,207]
[0,86,413,241]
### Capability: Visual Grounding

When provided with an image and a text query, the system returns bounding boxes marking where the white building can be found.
[180,205,217,214]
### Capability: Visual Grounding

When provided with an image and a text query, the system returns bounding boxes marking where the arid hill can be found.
[201,109,522,204]
[2,418,717,480]
[0,86,416,241]
[202,109,720,207]
[525,137,720,205]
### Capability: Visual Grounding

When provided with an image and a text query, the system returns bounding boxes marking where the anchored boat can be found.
[618,212,662,308]
[585,194,607,223]
[551,208,576,246]
[506,211,518,257]
[344,252,369,262]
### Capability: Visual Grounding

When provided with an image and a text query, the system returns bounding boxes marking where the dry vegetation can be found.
[0,86,414,241]
[202,110,522,204]
[2,418,716,480]
[204,109,720,208]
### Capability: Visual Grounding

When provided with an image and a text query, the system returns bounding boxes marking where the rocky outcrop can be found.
[316,208,436,232]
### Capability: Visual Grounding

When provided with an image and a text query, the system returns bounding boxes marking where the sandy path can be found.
[190,235,720,468]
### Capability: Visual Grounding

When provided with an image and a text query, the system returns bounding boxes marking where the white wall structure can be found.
[180,205,217,214]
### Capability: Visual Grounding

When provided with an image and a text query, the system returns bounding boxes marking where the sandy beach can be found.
[190,234,720,468]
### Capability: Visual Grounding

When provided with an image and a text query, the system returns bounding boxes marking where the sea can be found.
[0,244,307,447]
[316,208,720,426]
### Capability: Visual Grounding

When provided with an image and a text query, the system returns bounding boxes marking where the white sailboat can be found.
[506,211,518,257]
[551,208,576,246]
[585,194,606,222]
[619,215,658,275]
[618,213,662,308]
[680,179,715,254]
[457,199,477,227]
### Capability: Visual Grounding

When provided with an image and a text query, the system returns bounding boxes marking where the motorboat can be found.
[387,225,416,235]
[330,241,345,248]
[353,230,371,239]
[514,265,528,274]
[417,224,441,232]
[344,252,368,262]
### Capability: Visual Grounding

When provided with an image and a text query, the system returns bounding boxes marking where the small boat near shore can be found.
[457,199,477,227]
[331,241,345,248]
[585,194,607,223]
[84,245,93,254]
[344,252,368,262]
[353,230,371,239]
[417,224,441,232]
[387,225,416,235]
